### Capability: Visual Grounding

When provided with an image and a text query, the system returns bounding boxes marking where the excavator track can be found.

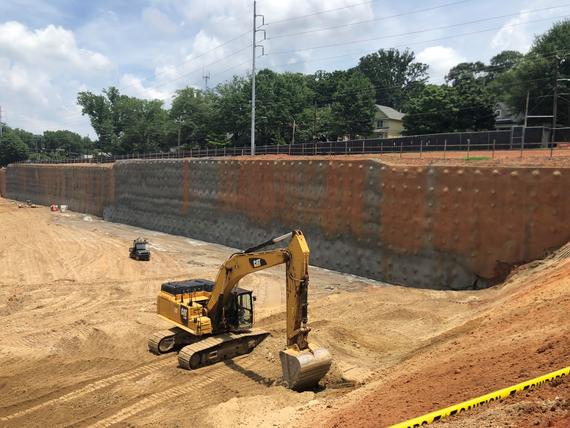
[148,327,197,355]
[178,330,270,370]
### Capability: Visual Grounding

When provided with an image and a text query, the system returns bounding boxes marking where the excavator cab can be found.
[227,288,254,331]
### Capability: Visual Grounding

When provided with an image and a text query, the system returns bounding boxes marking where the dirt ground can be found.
[0,197,568,427]
[236,147,570,167]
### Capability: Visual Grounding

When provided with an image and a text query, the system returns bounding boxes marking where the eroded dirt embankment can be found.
[305,242,570,428]
[5,157,570,290]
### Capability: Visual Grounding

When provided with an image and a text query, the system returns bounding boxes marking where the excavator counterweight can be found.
[148,231,332,390]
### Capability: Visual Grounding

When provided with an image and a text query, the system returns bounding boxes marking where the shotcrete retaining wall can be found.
[5,159,570,289]
[5,164,114,217]
[106,159,569,290]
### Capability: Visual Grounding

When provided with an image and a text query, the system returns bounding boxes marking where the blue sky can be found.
[0,0,568,136]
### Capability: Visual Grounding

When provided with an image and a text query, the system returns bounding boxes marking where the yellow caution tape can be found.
[390,366,570,428]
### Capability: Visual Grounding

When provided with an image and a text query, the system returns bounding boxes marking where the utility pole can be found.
[552,55,560,143]
[522,89,529,149]
[251,1,265,155]
[202,67,210,91]
[291,119,296,145]
[0,105,4,139]
[524,90,530,128]
[313,101,317,141]
[175,116,183,153]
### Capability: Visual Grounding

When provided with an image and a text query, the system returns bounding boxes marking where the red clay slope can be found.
[309,243,570,427]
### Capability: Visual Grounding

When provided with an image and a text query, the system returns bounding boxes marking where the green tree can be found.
[212,75,251,146]
[404,80,496,135]
[77,87,170,154]
[446,61,487,86]
[486,50,524,97]
[0,129,29,166]
[212,70,315,147]
[77,88,117,152]
[356,48,428,110]
[331,72,376,138]
[296,105,335,142]
[255,70,313,145]
[43,130,90,155]
[488,50,523,79]
[497,20,570,126]
[453,79,496,131]
[306,70,347,107]
[11,128,42,152]
[403,85,458,134]
[170,87,217,148]
[117,97,170,153]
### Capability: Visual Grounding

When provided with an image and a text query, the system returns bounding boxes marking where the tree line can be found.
[1,20,568,166]
[0,128,93,167]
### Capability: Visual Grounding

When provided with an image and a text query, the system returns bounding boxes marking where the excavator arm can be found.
[205,242,289,332]
[206,230,332,389]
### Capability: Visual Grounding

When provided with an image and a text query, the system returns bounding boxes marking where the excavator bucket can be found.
[279,344,332,390]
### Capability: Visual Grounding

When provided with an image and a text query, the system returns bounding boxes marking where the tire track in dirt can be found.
[0,356,176,422]
[88,357,278,427]
[87,358,259,428]
[0,273,192,290]
[0,291,111,348]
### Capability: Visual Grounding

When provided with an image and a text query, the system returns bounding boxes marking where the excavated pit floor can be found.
[0,197,568,427]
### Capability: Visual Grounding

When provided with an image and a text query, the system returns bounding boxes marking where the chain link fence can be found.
[19,126,570,164]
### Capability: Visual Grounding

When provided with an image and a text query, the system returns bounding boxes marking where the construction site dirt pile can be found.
[0,198,568,427]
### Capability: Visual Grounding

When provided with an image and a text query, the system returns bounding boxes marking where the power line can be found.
[267,0,473,40]
[265,0,380,25]
[148,44,253,89]
[255,46,570,104]
[301,75,559,107]
[42,6,570,131]
[263,43,570,81]
[56,68,561,131]
[59,36,569,129]
[116,9,532,98]
[389,94,558,120]
[266,6,570,55]
[54,57,254,128]
[118,29,252,93]
[105,6,570,97]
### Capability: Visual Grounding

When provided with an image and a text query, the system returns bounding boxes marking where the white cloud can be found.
[1,0,565,137]
[191,30,224,57]
[119,74,171,101]
[142,7,178,35]
[0,21,111,72]
[416,46,465,82]
[0,21,111,135]
[490,1,565,54]
[491,10,533,52]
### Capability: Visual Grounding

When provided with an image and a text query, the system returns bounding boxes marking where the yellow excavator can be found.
[148,230,332,390]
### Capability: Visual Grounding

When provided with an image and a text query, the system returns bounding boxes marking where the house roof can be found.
[375,105,405,121]
[495,102,523,123]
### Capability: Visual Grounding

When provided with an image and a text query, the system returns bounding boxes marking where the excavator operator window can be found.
[237,292,253,327]
[228,289,253,331]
